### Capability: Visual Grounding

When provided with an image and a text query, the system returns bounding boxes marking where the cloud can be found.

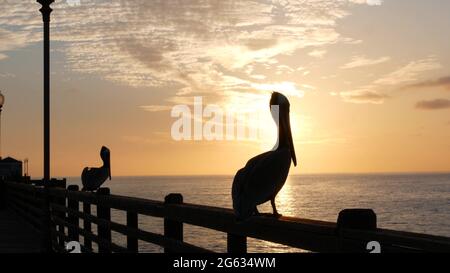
[66,0,81,7]
[243,38,279,51]
[0,0,384,110]
[341,55,390,69]
[340,89,388,104]
[367,0,383,5]
[250,82,305,98]
[349,0,383,6]
[0,72,15,78]
[308,49,327,59]
[415,99,450,110]
[0,28,36,60]
[374,56,441,86]
[340,56,441,104]
[404,76,450,91]
[140,105,173,112]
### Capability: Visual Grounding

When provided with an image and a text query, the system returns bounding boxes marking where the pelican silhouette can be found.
[232,92,297,220]
[81,146,111,191]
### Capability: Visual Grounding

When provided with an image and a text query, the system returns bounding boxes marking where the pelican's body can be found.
[232,92,297,220]
[82,146,111,191]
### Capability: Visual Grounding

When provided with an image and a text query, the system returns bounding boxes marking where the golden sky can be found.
[0,0,449,177]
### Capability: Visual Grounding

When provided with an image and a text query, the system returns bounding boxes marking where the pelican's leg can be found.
[270,198,282,218]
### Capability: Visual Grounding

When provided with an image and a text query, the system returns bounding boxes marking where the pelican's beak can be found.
[106,154,111,180]
[101,146,111,179]
[281,109,297,166]
[107,156,111,180]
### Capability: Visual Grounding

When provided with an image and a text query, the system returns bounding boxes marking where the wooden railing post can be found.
[127,211,138,252]
[227,233,247,253]
[336,209,377,252]
[44,179,67,250]
[41,180,65,252]
[67,185,79,243]
[83,202,92,251]
[39,185,53,253]
[164,193,183,253]
[56,184,66,249]
[97,187,111,253]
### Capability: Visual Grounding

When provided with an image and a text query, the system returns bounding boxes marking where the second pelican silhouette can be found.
[81,146,111,191]
[232,92,297,220]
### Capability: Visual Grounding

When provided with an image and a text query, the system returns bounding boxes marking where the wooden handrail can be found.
[52,215,128,253]
[51,202,211,253]
[164,202,339,252]
[341,228,450,252]
[49,188,166,217]
[3,181,450,253]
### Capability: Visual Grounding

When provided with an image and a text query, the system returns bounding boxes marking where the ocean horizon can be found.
[52,171,450,179]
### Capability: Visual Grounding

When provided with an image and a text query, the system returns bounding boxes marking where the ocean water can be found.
[66,173,450,253]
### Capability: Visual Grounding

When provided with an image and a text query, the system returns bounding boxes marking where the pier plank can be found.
[0,209,43,253]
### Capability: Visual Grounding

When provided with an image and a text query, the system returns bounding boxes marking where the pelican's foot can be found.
[256,212,277,217]
[272,212,282,218]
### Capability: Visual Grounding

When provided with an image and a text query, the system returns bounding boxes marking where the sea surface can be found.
[66,173,450,253]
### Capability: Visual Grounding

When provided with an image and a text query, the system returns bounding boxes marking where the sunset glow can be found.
[1,0,450,177]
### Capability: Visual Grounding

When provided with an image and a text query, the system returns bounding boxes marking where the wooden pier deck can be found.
[0,208,43,253]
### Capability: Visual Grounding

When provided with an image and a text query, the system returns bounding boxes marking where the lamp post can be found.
[0,91,4,160]
[37,1,55,252]
[37,0,54,183]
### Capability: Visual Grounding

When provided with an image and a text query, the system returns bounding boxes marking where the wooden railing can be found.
[2,180,450,253]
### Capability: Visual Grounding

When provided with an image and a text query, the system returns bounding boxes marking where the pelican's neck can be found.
[278,120,289,149]
[272,114,289,151]
[102,158,110,169]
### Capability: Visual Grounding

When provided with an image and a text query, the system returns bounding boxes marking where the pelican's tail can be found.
[232,169,254,221]
[81,167,89,188]
[234,200,255,221]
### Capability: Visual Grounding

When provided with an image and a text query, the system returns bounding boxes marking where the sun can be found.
[221,88,310,151]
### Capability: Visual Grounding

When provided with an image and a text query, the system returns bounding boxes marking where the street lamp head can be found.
[37,0,54,22]
[37,0,55,5]
[0,91,4,109]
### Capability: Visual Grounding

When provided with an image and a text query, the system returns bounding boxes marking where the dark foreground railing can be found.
[1,180,450,253]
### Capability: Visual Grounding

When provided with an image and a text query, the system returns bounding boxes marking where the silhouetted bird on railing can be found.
[82,146,111,191]
[232,92,297,220]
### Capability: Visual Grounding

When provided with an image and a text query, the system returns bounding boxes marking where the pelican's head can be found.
[270,91,290,108]
[269,92,297,166]
[100,146,111,180]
